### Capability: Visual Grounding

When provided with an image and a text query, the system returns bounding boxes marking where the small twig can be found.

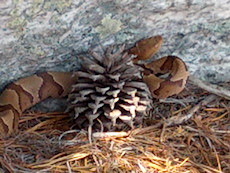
[160,123,166,143]
[66,161,72,173]
[159,98,187,107]
[0,158,14,173]
[189,75,230,100]
[88,125,92,144]
[159,97,200,107]
[164,95,217,127]
[92,131,129,138]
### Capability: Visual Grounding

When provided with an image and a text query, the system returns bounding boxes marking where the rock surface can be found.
[0,0,229,91]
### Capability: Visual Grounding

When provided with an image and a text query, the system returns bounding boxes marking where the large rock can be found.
[0,0,229,91]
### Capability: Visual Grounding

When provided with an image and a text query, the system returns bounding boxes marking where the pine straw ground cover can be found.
[0,80,230,173]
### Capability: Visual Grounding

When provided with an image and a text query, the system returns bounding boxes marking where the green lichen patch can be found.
[95,14,122,39]
[44,0,72,13]
[7,17,25,30]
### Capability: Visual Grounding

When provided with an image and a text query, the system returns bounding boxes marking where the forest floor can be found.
[1,79,230,173]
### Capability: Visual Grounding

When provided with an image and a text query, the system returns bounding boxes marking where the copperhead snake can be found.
[0,36,189,138]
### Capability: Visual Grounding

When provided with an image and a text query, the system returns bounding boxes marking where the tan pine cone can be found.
[67,45,152,132]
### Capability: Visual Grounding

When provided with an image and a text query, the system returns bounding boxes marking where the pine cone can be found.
[67,45,152,132]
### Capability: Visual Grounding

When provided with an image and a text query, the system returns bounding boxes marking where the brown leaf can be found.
[128,35,163,63]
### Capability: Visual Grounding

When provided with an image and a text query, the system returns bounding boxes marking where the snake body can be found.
[0,72,78,136]
[143,56,189,99]
[0,36,189,137]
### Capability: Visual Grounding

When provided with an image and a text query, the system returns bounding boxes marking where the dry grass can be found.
[1,83,230,173]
